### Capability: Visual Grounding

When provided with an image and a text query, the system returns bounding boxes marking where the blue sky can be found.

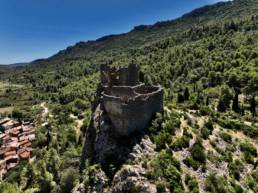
[0,0,227,64]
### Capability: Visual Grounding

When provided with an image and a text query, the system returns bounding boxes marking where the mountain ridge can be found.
[18,0,257,70]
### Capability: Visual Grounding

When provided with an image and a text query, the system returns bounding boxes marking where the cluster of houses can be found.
[0,118,35,177]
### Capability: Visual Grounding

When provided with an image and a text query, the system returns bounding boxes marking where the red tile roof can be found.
[4,151,16,157]
[19,151,30,160]
[7,162,18,170]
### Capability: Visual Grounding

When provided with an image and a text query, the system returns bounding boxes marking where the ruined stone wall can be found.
[102,85,163,136]
[100,63,139,87]
[81,63,164,169]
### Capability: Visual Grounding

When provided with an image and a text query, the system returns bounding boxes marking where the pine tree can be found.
[232,90,239,113]
[250,95,257,117]
[217,97,227,112]
[184,87,190,101]
[206,96,210,106]
[177,93,185,103]
[241,104,245,116]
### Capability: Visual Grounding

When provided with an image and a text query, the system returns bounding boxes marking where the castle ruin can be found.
[100,63,163,136]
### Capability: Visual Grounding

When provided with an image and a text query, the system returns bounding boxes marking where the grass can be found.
[0,81,23,90]
[0,107,14,114]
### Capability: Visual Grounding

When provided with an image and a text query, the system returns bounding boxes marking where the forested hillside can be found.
[0,0,257,192]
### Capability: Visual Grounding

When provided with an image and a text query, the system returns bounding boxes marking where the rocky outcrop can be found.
[81,103,141,166]
[76,136,157,193]
[111,137,157,193]
[81,64,163,165]
[72,169,108,193]
[111,165,156,193]
[79,64,163,193]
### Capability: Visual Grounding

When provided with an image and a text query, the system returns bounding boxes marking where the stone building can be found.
[100,63,163,136]
[0,118,35,178]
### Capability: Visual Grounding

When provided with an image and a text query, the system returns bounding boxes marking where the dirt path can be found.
[40,102,49,118]
[70,114,84,140]
[40,102,52,127]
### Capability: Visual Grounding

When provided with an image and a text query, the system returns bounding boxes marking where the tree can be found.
[206,96,210,106]
[208,71,222,87]
[232,89,239,113]
[60,168,80,193]
[177,93,185,103]
[241,104,245,116]
[250,95,257,117]
[217,97,227,112]
[184,87,190,101]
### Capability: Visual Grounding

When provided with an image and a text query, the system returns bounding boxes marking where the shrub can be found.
[156,181,167,193]
[190,138,206,164]
[228,161,241,180]
[220,132,232,143]
[205,173,228,193]
[154,130,173,151]
[200,106,212,116]
[247,169,258,192]
[184,137,206,170]
[60,167,80,193]
[204,120,214,131]
[171,129,192,151]
[184,157,201,170]
[147,150,183,192]
[201,127,211,139]
[240,142,257,157]
[185,174,199,193]
[240,142,257,164]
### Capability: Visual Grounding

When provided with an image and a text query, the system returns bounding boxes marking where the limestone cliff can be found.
[78,64,163,193]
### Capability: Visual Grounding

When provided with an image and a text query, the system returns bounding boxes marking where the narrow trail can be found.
[70,114,84,140]
[40,102,50,126]
[40,102,49,118]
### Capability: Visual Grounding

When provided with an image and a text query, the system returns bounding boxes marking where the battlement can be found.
[100,63,139,87]
[100,64,163,136]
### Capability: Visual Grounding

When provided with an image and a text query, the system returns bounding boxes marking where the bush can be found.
[204,120,214,131]
[60,167,80,193]
[240,142,257,157]
[184,157,201,170]
[184,137,206,170]
[228,160,242,180]
[0,182,22,193]
[147,150,183,192]
[190,138,206,164]
[171,135,191,151]
[247,169,258,192]
[154,130,173,151]
[201,120,214,139]
[240,142,257,164]
[201,127,211,139]
[171,129,192,151]
[156,181,167,193]
[185,174,199,193]
[200,106,212,116]
[220,132,232,143]
[205,173,228,193]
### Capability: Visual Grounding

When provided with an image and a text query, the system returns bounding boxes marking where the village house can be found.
[0,118,35,179]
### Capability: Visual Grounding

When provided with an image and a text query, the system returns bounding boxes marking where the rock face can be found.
[79,64,163,193]
[72,169,108,193]
[111,165,156,193]
[111,137,157,193]
[76,137,157,193]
